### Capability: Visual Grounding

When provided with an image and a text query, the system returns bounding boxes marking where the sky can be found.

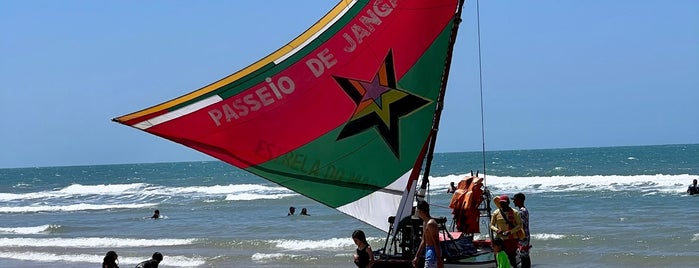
[1,0,698,168]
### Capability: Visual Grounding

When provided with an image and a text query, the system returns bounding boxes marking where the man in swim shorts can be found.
[412,200,443,268]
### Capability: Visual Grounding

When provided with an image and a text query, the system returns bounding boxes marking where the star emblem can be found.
[334,51,431,157]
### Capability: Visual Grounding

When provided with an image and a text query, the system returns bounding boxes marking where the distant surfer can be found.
[288,206,296,216]
[688,179,698,195]
[151,209,160,219]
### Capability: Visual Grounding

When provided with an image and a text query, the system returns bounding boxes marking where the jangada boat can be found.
[114,0,500,267]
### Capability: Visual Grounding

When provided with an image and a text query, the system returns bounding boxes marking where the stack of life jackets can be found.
[448,176,484,234]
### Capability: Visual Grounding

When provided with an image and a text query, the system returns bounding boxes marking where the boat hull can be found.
[373,258,496,268]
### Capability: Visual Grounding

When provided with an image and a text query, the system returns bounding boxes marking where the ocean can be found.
[1,144,698,268]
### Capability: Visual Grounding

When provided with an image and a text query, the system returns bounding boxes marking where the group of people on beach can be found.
[350,200,438,268]
[448,182,532,267]
[350,200,445,268]
[490,193,531,268]
[352,189,531,268]
[102,251,163,268]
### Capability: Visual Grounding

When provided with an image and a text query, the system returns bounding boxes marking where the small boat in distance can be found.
[113,0,498,266]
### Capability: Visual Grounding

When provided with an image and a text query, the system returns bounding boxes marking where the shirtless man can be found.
[412,200,443,268]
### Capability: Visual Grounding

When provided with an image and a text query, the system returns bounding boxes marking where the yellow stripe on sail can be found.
[116,0,357,123]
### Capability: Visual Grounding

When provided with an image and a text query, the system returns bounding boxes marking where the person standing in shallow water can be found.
[412,200,443,268]
[447,182,456,194]
[514,193,531,268]
[490,194,521,267]
[151,209,160,219]
[688,179,698,195]
[492,237,511,268]
[102,250,119,268]
[135,252,163,268]
[352,229,374,268]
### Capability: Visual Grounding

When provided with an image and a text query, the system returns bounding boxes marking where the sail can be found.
[113,0,460,232]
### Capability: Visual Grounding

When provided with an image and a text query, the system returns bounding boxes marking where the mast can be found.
[419,0,467,193]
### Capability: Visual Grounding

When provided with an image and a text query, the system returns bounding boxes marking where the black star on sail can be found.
[334,51,430,158]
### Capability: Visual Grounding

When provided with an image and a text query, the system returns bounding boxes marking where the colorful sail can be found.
[113,0,460,232]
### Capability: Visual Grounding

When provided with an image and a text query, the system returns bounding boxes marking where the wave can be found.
[0,183,296,202]
[251,253,317,263]
[0,251,206,267]
[0,202,158,213]
[531,233,565,240]
[270,236,384,251]
[0,237,196,248]
[0,224,59,234]
[0,183,149,201]
[226,193,297,201]
[427,173,699,194]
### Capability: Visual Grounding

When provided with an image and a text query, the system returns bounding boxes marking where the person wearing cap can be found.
[135,252,163,268]
[490,194,522,267]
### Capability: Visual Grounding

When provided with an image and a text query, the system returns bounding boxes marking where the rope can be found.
[476,0,487,186]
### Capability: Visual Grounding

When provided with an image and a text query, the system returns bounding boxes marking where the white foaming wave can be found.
[251,253,316,263]
[225,193,297,201]
[59,183,148,195]
[0,202,158,213]
[272,238,351,250]
[0,224,58,234]
[271,236,383,250]
[167,183,294,196]
[0,183,295,202]
[0,251,205,267]
[692,233,699,242]
[159,254,208,267]
[532,233,565,240]
[0,183,148,201]
[427,173,699,194]
[0,237,195,248]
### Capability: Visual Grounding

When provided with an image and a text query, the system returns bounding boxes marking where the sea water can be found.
[1,144,698,267]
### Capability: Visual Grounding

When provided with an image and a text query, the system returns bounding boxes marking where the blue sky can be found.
[1,0,697,168]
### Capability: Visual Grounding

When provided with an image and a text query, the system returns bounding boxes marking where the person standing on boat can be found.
[352,229,374,268]
[412,200,443,268]
[490,194,522,267]
[513,193,531,268]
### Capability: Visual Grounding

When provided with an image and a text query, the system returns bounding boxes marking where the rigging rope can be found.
[476,0,488,186]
